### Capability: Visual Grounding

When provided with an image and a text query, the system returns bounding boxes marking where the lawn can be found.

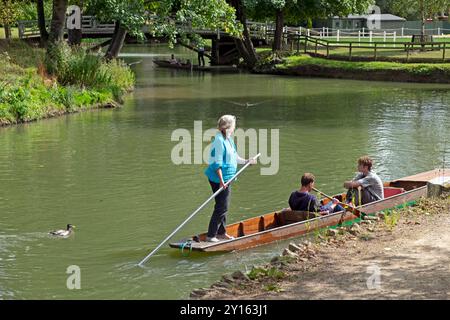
[279,54,450,76]
[318,36,450,43]
[298,36,450,62]
[0,27,20,39]
[259,34,450,62]
[313,45,449,61]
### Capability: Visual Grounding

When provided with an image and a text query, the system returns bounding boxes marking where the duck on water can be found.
[49,224,75,238]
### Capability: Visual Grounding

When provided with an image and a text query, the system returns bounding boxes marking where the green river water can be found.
[0,44,449,299]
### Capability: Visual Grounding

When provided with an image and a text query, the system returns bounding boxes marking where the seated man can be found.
[289,173,343,214]
[344,156,384,206]
[169,54,179,65]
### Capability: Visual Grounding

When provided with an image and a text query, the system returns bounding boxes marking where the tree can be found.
[0,0,21,39]
[151,0,241,46]
[246,0,374,52]
[37,0,49,44]
[48,0,68,43]
[147,0,245,64]
[391,0,450,37]
[228,0,257,67]
[87,0,146,59]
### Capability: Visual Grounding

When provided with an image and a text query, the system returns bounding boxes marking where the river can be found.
[0,44,449,299]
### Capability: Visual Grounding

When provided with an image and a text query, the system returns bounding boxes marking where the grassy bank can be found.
[262,54,450,83]
[281,55,450,74]
[0,40,134,126]
[192,193,450,299]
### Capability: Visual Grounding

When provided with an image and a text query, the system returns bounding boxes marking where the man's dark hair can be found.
[301,173,315,186]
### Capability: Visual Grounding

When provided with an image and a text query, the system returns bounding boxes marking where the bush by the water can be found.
[45,42,134,91]
[0,40,134,125]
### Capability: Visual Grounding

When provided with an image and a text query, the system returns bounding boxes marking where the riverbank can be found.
[0,40,134,126]
[254,54,450,84]
[191,194,450,300]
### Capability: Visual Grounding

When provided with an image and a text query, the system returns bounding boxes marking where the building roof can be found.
[333,14,406,22]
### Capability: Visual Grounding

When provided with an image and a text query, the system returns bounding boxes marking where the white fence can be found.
[308,27,450,38]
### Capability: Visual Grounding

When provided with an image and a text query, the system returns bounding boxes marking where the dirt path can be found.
[198,196,450,300]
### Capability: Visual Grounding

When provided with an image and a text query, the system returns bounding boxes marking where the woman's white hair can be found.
[217,115,236,136]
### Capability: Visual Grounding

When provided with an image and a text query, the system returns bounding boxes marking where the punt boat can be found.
[169,169,449,252]
[152,59,239,72]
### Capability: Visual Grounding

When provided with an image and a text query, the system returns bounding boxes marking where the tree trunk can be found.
[106,21,120,54]
[37,0,49,45]
[229,0,257,68]
[233,37,252,64]
[49,0,68,43]
[421,18,426,39]
[4,24,12,40]
[105,21,127,60]
[420,0,425,38]
[273,9,284,51]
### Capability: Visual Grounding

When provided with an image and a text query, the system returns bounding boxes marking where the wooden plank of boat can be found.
[169,169,443,252]
[389,168,449,190]
[152,59,239,72]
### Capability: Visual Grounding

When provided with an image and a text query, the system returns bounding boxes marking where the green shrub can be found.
[1,41,134,125]
[45,42,134,92]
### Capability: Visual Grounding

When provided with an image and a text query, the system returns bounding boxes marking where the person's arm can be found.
[344,180,362,189]
[344,172,366,189]
[236,155,246,165]
[236,154,257,165]
[309,195,322,213]
[216,168,227,189]
[210,136,225,187]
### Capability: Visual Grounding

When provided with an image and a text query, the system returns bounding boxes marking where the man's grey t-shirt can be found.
[353,171,384,200]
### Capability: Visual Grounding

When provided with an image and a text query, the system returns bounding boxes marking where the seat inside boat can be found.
[383,186,405,197]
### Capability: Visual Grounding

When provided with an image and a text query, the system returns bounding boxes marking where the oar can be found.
[138,153,261,267]
[312,187,363,217]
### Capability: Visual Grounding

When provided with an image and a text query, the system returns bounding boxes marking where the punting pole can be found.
[138,153,261,267]
[312,187,363,217]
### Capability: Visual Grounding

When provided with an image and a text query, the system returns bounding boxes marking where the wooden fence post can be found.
[443,43,446,62]
[406,44,410,62]
[349,42,352,60]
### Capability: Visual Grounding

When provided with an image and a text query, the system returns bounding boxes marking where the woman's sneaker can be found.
[206,236,220,242]
[217,234,235,240]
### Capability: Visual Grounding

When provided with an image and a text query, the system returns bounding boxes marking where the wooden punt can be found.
[152,59,239,72]
[169,169,449,252]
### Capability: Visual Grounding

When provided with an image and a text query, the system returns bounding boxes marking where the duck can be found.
[49,224,75,237]
[224,100,271,108]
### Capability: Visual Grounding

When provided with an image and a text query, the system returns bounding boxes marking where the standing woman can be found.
[204,115,256,242]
